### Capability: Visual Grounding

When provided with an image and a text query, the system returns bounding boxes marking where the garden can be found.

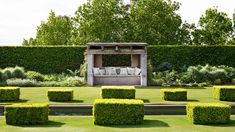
[2,0,235,131]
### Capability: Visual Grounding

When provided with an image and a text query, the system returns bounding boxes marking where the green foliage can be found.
[4,103,49,125]
[23,10,73,46]
[192,8,233,45]
[0,46,85,74]
[186,103,230,124]
[26,71,44,81]
[48,89,73,101]
[6,79,38,87]
[93,99,144,125]
[160,88,187,101]
[213,86,235,101]
[101,86,136,99]
[11,66,25,78]
[129,0,188,45]
[148,45,235,71]
[147,60,153,85]
[0,87,20,101]
[103,55,131,67]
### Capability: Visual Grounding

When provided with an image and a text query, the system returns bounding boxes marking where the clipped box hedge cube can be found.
[213,86,235,101]
[187,103,230,124]
[93,99,144,125]
[0,87,20,101]
[160,88,187,101]
[101,86,136,99]
[48,89,73,101]
[4,103,49,125]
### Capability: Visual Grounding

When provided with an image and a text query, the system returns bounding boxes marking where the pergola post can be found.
[140,54,147,86]
[87,54,94,86]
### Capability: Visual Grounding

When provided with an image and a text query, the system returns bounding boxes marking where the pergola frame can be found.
[87,42,147,86]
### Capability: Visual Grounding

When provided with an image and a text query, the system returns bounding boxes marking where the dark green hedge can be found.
[101,86,136,99]
[93,99,144,125]
[187,103,230,124]
[0,46,86,74]
[48,89,73,101]
[213,86,235,101]
[4,103,49,125]
[2,45,235,74]
[0,87,20,101]
[160,88,187,101]
[148,45,235,70]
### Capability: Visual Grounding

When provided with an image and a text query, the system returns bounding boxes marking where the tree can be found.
[72,0,127,45]
[128,0,187,45]
[23,10,73,46]
[192,8,233,45]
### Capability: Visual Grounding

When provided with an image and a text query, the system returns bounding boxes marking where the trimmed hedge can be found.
[160,88,187,101]
[101,86,136,99]
[186,103,230,124]
[213,86,235,101]
[148,45,235,70]
[0,87,20,101]
[4,103,49,125]
[48,89,73,101]
[0,46,85,74]
[93,99,144,125]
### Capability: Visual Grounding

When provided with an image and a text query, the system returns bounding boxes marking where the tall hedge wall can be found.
[1,45,235,74]
[0,46,86,74]
[148,45,235,70]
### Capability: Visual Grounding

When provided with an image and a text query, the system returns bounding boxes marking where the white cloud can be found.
[0,0,235,46]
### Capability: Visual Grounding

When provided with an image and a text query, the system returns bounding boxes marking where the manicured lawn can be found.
[0,116,234,132]
[1,87,235,105]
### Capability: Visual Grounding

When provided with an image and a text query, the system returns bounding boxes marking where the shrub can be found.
[48,89,73,101]
[0,70,4,82]
[101,86,136,99]
[25,71,44,81]
[11,66,25,78]
[214,79,222,85]
[151,79,165,86]
[160,88,187,101]
[2,68,13,80]
[232,79,235,84]
[186,103,230,124]
[4,103,49,125]
[0,87,20,101]
[213,86,235,101]
[6,79,37,87]
[93,99,144,125]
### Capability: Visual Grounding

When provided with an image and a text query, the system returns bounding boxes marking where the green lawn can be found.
[1,87,235,105]
[0,116,235,132]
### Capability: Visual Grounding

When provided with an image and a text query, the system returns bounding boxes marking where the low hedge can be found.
[213,86,235,101]
[93,99,144,125]
[160,88,187,101]
[4,103,49,125]
[101,86,136,99]
[0,87,20,101]
[48,89,73,101]
[186,103,230,124]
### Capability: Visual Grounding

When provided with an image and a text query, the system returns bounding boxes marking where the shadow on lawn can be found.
[51,100,84,103]
[0,99,29,104]
[135,86,206,89]
[186,99,199,102]
[101,119,169,128]
[202,120,235,127]
[10,120,65,128]
[138,99,150,103]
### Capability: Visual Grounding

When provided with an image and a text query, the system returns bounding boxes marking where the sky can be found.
[0,0,235,46]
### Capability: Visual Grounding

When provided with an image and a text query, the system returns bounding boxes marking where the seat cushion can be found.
[127,67,135,75]
[120,68,128,75]
[93,68,100,75]
[134,68,142,75]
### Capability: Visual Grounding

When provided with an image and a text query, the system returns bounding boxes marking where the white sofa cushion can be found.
[93,68,100,75]
[127,67,135,75]
[134,67,141,75]
[119,68,128,75]
[105,67,117,75]
[99,68,106,75]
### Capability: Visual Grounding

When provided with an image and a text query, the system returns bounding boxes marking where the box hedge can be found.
[101,86,136,99]
[4,103,49,125]
[48,89,73,101]
[187,103,230,124]
[0,87,20,101]
[160,88,187,101]
[213,86,235,101]
[93,99,144,125]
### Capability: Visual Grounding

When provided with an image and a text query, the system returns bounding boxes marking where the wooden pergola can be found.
[87,43,147,86]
